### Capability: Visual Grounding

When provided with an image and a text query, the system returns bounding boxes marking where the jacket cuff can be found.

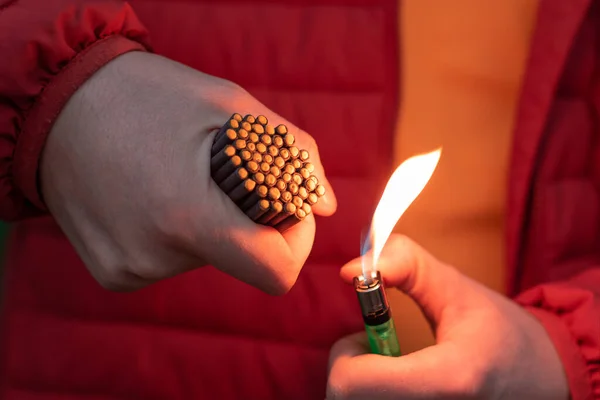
[516,277,600,400]
[524,306,594,400]
[13,35,147,211]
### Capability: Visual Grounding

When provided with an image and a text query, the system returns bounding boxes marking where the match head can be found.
[275,124,288,135]
[244,179,257,192]
[265,174,277,187]
[280,190,293,203]
[249,132,260,143]
[239,150,252,162]
[260,135,273,146]
[257,115,268,125]
[258,199,270,211]
[229,119,240,129]
[260,162,271,173]
[252,124,265,134]
[224,145,236,157]
[306,192,318,205]
[265,124,275,135]
[273,136,284,148]
[234,139,247,150]
[315,184,326,197]
[231,113,243,122]
[225,129,237,141]
[268,187,281,200]
[246,161,259,173]
[237,129,249,140]
[241,121,252,131]
[253,172,265,185]
[243,114,256,123]
[284,133,295,147]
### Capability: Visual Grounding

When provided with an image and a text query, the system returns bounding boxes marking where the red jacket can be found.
[0,0,598,399]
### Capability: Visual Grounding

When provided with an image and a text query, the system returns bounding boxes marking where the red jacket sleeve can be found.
[0,0,151,221]
[515,268,600,399]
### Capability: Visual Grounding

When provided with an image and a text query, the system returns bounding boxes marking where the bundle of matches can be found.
[210,113,326,232]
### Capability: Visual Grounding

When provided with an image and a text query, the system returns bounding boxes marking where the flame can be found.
[361,148,442,279]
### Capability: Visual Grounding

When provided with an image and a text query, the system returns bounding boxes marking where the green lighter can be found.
[354,271,401,357]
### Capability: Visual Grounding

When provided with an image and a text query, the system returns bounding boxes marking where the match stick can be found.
[282,173,292,184]
[268,145,279,157]
[275,124,288,135]
[219,167,248,193]
[315,184,326,197]
[292,173,303,185]
[275,208,306,232]
[287,182,299,195]
[276,180,287,192]
[260,134,272,146]
[229,179,257,203]
[212,128,238,155]
[299,149,309,161]
[273,156,285,169]
[257,200,283,224]
[237,129,249,140]
[211,145,236,171]
[252,152,263,163]
[268,187,281,201]
[270,166,281,178]
[252,124,265,134]
[240,185,268,210]
[213,155,242,183]
[273,136,284,148]
[298,186,309,200]
[304,178,316,192]
[289,146,299,159]
[257,115,268,125]
[252,172,265,185]
[241,121,252,132]
[239,149,252,162]
[306,192,318,205]
[256,143,267,154]
[283,164,295,175]
[301,202,312,216]
[265,174,277,187]
[283,133,295,147]
[299,168,310,180]
[279,190,293,204]
[269,202,297,226]
[292,196,303,209]
[263,154,274,165]
[279,148,290,161]
[233,139,247,150]
[249,132,260,144]
[260,162,271,173]
[246,161,260,174]
[246,199,270,221]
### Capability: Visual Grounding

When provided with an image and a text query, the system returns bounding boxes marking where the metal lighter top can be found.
[353,271,392,326]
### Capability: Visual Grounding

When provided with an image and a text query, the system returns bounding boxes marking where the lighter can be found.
[354,271,401,357]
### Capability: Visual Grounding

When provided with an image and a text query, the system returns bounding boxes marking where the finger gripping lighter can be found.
[354,271,401,357]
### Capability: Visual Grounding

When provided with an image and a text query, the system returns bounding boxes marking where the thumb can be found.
[340,234,468,326]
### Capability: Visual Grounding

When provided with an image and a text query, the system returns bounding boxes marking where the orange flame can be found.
[362,148,442,279]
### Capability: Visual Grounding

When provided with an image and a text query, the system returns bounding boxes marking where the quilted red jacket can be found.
[0,0,599,399]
